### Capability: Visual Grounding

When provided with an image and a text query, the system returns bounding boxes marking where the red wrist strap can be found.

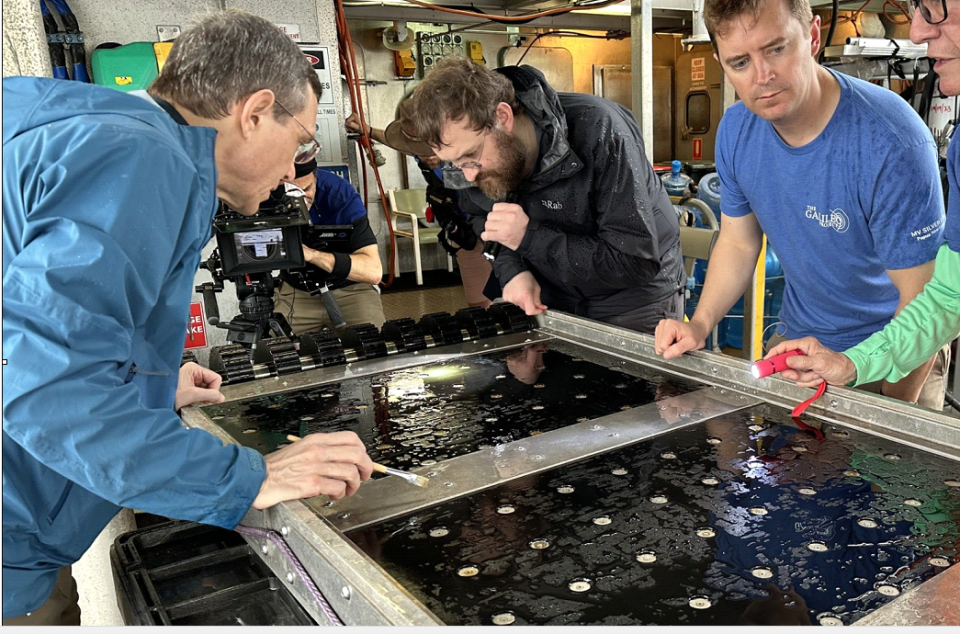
[791,382,827,418]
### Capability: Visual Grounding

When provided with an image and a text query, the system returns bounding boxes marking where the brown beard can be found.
[475,127,527,201]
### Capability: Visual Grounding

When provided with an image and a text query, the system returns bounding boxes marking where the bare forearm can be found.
[689,236,762,335]
[307,247,382,284]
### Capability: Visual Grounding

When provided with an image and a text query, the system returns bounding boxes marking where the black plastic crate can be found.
[111,520,314,625]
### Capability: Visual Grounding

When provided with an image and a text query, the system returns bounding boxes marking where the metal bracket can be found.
[157,25,181,42]
[46,33,85,44]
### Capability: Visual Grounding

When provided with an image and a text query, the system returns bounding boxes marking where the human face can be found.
[713,0,821,126]
[216,86,319,216]
[291,172,317,207]
[433,118,526,201]
[911,0,960,96]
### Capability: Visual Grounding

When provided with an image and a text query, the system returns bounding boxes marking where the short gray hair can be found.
[149,9,321,120]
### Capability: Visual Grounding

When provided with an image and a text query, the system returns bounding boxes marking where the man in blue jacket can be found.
[2,10,373,625]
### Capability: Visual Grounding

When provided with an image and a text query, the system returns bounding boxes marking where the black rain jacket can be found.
[458,65,684,320]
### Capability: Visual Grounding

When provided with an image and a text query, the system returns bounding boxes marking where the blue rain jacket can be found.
[2,77,266,618]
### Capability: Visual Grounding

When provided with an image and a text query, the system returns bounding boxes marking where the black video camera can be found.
[213,184,311,277]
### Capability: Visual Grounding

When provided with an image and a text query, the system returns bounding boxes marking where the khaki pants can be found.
[456,242,493,307]
[274,282,385,334]
[3,566,81,626]
[765,333,950,411]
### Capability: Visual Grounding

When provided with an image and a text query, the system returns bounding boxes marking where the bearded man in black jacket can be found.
[406,57,684,334]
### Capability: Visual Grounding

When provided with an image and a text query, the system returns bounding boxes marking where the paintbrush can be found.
[285,435,430,488]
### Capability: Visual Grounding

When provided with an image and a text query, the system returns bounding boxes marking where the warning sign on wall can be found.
[691,57,706,83]
[184,302,208,349]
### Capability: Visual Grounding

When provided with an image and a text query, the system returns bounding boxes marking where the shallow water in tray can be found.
[348,406,960,625]
[201,341,703,471]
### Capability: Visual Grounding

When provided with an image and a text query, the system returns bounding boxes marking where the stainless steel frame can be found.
[181,310,960,626]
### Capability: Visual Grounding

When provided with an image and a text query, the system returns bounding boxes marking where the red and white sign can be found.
[691,57,705,82]
[184,302,208,349]
[693,138,703,161]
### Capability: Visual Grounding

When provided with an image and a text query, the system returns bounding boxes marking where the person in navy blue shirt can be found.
[275,158,385,332]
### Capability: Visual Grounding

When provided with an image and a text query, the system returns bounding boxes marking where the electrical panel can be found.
[417,32,464,76]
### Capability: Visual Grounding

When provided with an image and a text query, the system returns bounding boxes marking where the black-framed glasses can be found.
[276,100,323,164]
[441,130,488,173]
[908,0,949,25]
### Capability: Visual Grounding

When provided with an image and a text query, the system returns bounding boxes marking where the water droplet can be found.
[930,557,950,567]
[883,453,901,461]
[242,428,257,434]
[593,516,612,526]
[858,518,878,529]
[750,566,774,579]
[534,383,546,389]
[575,394,588,399]
[807,541,829,553]
[904,498,923,507]
[650,495,669,504]
[529,539,550,550]
[844,470,861,477]
[798,487,816,496]
[429,527,449,538]
[497,505,516,515]
[944,479,960,488]
[458,565,480,577]
[706,437,722,445]
[701,477,720,486]
[748,507,768,516]
[791,445,808,453]
[636,551,657,563]
[611,468,628,476]
[557,485,575,494]
[661,452,678,460]
[696,527,716,538]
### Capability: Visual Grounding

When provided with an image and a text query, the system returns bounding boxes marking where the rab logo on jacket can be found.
[804,205,849,234]
[542,199,563,211]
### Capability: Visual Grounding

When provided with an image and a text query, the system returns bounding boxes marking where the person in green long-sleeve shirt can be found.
[766,0,960,400]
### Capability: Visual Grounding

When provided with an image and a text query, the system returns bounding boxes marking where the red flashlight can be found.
[751,349,804,379]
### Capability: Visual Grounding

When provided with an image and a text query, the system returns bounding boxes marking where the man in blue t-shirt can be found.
[274,158,385,332]
[655,0,949,409]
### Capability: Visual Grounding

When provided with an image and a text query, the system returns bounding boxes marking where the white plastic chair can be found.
[388,189,454,286]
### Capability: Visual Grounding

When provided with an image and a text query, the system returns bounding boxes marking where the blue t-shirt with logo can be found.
[716,69,945,351]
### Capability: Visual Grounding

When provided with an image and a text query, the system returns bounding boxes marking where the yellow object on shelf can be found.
[467,41,484,65]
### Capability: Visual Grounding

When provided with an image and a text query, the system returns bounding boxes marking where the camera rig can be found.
[196,183,310,351]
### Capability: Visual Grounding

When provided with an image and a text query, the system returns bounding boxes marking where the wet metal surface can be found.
[347,405,960,626]
[200,341,705,472]
[317,386,753,532]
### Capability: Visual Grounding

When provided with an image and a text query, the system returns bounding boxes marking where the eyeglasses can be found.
[441,130,488,173]
[908,0,949,25]
[275,100,323,164]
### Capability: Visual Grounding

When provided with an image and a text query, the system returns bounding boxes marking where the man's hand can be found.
[175,362,225,410]
[482,202,529,251]
[766,337,857,388]
[345,113,367,136]
[252,431,375,509]
[502,271,547,315]
[654,319,708,359]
